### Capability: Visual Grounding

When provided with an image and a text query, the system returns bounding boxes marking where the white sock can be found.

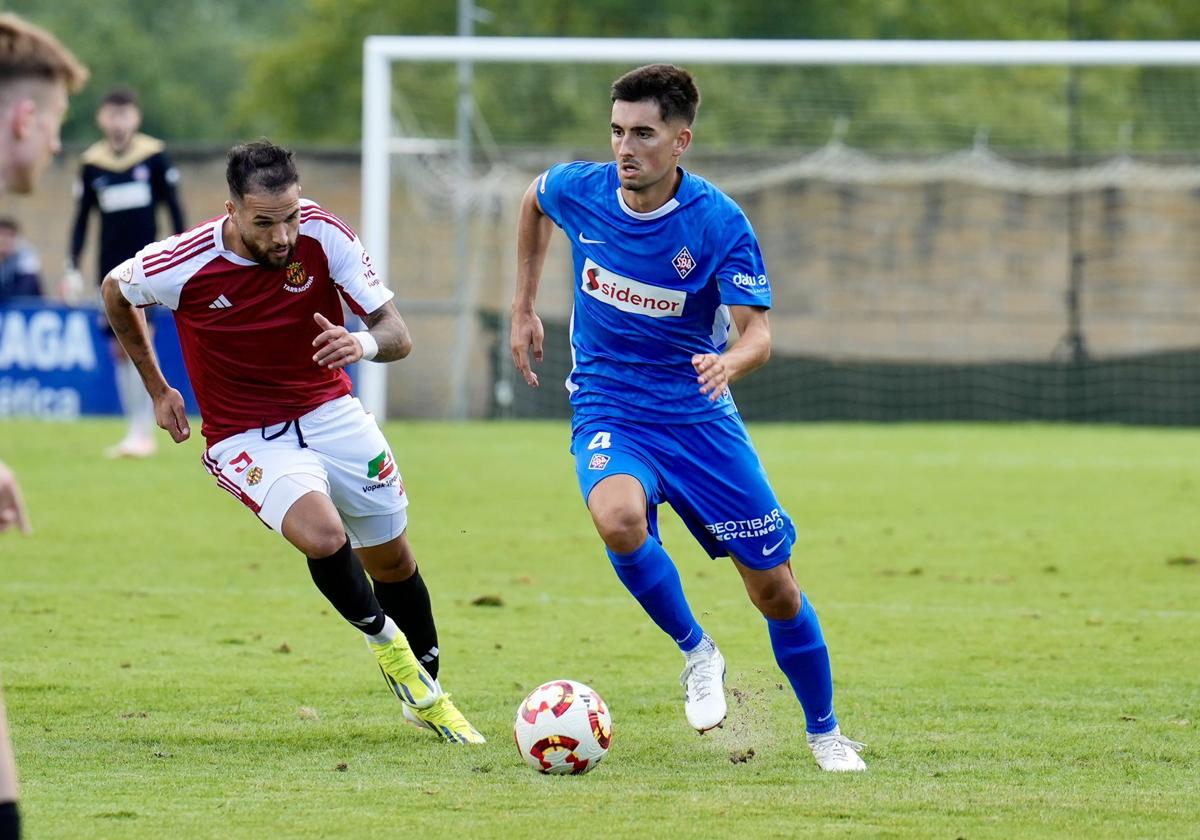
[808,725,842,742]
[365,615,399,645]
[683,634,716,661]
[116,360,147,439]
[132,380,155,440]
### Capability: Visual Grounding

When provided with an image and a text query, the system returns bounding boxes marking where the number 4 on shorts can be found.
[587,431,612,450]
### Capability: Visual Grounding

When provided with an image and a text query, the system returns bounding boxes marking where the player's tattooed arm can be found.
[312,301,412,369]
[360,301,412,362]
[100,273,190,442]
[693,305,772,401]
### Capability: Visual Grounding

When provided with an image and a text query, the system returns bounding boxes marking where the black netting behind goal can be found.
[382,61,1200,422]
[482,313,1200,426]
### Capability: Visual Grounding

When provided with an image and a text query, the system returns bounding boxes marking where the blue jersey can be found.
[537,161,772,425]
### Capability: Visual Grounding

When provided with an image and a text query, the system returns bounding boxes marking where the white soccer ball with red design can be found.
[513,679,613,775]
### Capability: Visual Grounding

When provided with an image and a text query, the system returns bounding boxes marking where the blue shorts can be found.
[571,414,796,570]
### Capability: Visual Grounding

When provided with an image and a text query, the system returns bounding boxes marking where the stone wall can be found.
[6,148,1199,418]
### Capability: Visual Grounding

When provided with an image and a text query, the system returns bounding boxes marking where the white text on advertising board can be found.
[0,310,97,372]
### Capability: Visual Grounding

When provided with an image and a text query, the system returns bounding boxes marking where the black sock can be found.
[372,568,440,678]
[307,540,386,636]
[0,801,20,840]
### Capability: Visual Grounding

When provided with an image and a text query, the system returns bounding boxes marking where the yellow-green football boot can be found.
[402,691,486,744]
[368,635,440,710]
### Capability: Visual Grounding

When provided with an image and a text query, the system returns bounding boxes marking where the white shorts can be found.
[201,395,409,548]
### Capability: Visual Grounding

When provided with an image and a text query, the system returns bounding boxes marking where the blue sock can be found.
[767,595,838,735]
[607,538,704,652]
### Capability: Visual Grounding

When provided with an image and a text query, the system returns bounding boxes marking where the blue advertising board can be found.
[0,300,198,418]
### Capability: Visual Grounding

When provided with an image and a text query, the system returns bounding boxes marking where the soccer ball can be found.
[513,679,613,775]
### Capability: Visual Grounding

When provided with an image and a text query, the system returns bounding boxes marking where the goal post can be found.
[359,37,1200,422]
[364,36,1200,66]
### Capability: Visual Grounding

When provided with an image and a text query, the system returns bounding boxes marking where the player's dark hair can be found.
[610,64,700,126]
[101,86,138,108]
[0,216,18,232]
[226,139,299,200]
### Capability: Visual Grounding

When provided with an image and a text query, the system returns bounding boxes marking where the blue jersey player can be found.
[511,64,865,772]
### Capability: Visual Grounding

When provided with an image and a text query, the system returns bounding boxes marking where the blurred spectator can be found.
[0,217,43,303]
[67,87,185,291]
[66,87,185,458]
[1,14,86,840]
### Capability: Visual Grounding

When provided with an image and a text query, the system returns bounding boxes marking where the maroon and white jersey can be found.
[114,199,393,446]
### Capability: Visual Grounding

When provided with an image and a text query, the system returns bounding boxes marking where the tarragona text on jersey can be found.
[113,200,392,445]
[536,161,773,426]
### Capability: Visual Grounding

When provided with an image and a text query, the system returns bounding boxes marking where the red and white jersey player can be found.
[100,140,485,745]
[113,198,389,446]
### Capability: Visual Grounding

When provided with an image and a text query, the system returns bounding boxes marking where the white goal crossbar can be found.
[359,37,1200,419]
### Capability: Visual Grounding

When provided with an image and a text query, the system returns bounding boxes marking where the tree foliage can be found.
[1,0,292,143]
[5,0,1200,152]
[233,0,1200,154]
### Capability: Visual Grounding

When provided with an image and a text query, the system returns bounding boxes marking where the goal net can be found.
[361,38,1200,424]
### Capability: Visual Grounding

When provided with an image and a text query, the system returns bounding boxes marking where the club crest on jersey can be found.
[588,453,610,471]
[246,466,264,486]
[581,258,686,319]
[672,246,696,279]
[283,261,314,293]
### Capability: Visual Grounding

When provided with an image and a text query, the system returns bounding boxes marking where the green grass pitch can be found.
[1,419,1198,838]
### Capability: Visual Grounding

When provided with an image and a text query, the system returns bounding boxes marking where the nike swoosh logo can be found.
[817,711,834,722]
[578,232,606,245]
[761,536,787,557]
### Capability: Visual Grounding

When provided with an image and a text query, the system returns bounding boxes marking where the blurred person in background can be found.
[0,460,31,534]
[0,700,22,840]
[0,217,42,303]
[0,13,88,839]
[65,87,185,459]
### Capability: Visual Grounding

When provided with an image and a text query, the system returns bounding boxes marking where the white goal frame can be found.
[359,37,1200,420]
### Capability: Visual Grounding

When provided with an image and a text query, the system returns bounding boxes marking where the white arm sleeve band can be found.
[352,331,379,361]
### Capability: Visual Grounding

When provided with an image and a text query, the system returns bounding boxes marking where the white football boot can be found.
[807,726,867,771]
[679,636,727,732]
[103,434,157,459]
